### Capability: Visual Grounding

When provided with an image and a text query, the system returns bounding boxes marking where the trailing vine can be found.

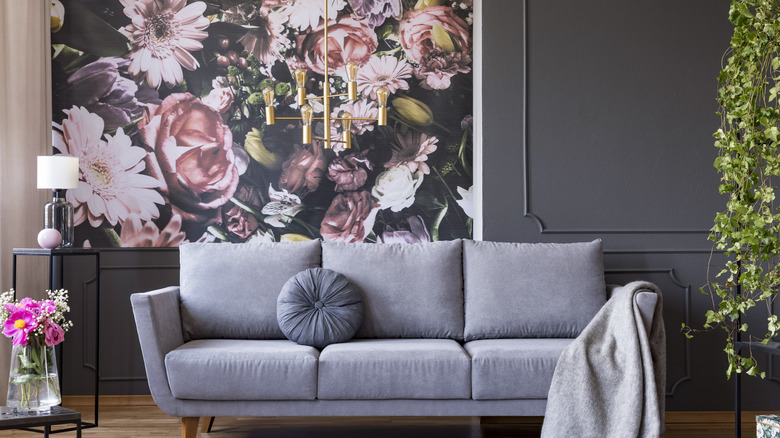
[684,0,780,378]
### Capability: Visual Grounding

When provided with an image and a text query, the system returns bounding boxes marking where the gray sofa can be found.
[131,239,659,437]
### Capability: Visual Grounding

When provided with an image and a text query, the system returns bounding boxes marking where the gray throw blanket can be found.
[540,281,666,438]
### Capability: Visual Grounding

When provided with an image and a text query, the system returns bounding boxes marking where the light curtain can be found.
[0,0,51,401]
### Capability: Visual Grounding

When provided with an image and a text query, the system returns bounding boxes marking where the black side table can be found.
[11,248,100,431]
[0,406,82,437]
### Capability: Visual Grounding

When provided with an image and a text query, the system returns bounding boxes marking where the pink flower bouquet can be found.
[1,289,72,347]
[0,289,72,412]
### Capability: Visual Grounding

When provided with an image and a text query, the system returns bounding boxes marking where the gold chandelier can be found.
[262,0,388,150]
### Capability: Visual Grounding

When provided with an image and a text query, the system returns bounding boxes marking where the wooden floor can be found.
[0,397,767,437]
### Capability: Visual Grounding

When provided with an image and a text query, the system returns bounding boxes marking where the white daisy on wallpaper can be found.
[118,0,210,88]
[385,127,438,175]
[356,55,413,100]
[53,106,164,228]
[331,99,379,135]
[284,0,347,31]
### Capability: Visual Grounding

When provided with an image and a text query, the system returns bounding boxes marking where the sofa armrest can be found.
[130,286,185,416]
[606,284,658,334]
[635,291,658,335]
[606,284,622,299]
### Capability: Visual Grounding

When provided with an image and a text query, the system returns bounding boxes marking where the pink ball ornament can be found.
[37,228,62,249]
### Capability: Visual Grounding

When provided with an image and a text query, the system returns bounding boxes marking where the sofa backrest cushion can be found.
[322,240,464,339]
[179,240,322,340]
[463,239,606,341]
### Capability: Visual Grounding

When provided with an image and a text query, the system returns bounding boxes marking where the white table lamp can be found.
[37,155,79,248]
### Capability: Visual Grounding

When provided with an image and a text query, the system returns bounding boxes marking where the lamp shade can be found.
[37,155,79,189]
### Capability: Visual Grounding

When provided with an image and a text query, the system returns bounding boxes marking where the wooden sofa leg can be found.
[201,416,215,433]
[182,417,199,438]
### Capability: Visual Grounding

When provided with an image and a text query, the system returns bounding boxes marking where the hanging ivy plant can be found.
[684,0,780,378]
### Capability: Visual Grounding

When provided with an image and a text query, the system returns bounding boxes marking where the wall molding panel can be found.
[481,0,747,410]
[605,268,692,397]
[519,0,712,237]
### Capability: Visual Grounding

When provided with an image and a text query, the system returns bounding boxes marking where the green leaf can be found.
[375,22,395,40]
[229,196,265,219]
[11,374,36,385]
[414,190,447,210]
[51,0,129,57]
[430,199,449,242]
[101,225,122,248]
[766,126,779,141]
[737,2,753,18]
[206,21,251,41]
[207,226,230,242]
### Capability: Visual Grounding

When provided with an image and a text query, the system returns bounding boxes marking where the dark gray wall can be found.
[54,0,779,411]
[484,0,779,411]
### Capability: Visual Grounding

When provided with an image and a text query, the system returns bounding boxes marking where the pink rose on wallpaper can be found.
[399,6,471,89]
[399,6,471,62]
[320,190,378,243]
[139,93,239,224]
[278,143,328,196]
[223,184,265,239]
[415,50,471,90]
[327,151,373,192]
[293,15,378,75]
[201,86,234,114]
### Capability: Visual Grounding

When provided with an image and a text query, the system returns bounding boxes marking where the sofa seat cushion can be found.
[322,241,464,339]
[464,338,574,400]
[165,339,318,401]
[318,339,471,400]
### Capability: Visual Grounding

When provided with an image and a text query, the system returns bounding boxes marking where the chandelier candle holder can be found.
[263,0,388,150]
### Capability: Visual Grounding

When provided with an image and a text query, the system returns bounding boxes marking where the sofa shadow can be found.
[230,424,543,438]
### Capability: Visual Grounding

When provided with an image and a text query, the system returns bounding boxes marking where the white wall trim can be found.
[473,0,483,241]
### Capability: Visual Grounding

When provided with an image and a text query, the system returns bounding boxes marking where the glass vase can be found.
[43,189,74,248]
[6,339,61,413]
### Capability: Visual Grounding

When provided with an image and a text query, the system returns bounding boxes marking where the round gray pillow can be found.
[277,268,364,349]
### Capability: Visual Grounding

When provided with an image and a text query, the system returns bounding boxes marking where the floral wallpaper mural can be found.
[50,0,474,247]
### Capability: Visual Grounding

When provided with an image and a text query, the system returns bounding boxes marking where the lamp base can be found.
[43,190,74,248]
